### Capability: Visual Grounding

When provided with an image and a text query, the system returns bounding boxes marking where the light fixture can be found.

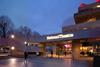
[67,40,72,43]
[11,34,15,39]
[64,44,71,48]
[97,5,100,8]
[11,46,15,50]
[24,41,27,44]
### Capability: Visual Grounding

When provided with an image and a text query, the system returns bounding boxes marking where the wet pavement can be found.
[0,57,90,67]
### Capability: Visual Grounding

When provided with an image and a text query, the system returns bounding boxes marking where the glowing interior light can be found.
[83,28,87,30]
[97,5,100,8]
[64,45,68,48]
[90,49,93,53]
[64,44,71,48]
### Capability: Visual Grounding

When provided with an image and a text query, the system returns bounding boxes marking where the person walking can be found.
[50,50,53,58]
[24,52,28,62]
[64,51,67,56]
[24,52,28,67]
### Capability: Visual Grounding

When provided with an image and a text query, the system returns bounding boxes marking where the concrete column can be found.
[41,43,46,56]
[72,40,81,59]
[53,45,57,57]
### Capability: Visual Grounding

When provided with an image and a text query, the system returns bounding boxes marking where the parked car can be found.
[0,52,10,57]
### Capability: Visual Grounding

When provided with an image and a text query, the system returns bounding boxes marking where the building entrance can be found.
[80,41,100,57]
[44,41,72,58]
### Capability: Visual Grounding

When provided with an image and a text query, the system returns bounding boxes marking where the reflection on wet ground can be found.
[0,57,92,67]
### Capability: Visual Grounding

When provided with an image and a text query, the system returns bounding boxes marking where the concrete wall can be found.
[72,40,81,59]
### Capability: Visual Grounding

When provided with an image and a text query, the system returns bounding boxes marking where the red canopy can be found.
[79,3,87,8]
[96,0,100,2]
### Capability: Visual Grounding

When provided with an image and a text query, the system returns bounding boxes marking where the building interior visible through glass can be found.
[80,41,100,57]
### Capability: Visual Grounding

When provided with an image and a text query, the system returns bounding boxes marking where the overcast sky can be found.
[0,0,95,35]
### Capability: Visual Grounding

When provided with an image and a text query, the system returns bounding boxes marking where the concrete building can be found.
[0,1,100,58]
[32,1,100,59]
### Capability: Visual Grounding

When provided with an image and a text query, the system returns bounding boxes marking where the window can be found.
[87,17,96,22]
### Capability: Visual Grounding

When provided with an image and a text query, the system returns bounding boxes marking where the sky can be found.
[0,0,95,35]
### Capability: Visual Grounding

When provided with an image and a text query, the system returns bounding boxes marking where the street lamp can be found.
[9,35,15,56]
[24,41,28,54]
[11,46,15,50]
[11,34,15,39]
[24,41,28,63]
[24,41,27,44]
[24,41,30,52]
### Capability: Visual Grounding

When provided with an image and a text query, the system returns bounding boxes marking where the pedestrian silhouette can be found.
[24,52,28,67]
[64,51,67,56]
[24,52,27,60]
[50,50,53,58]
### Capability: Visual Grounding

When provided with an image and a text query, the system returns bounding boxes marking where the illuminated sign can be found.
[47,34,74,40]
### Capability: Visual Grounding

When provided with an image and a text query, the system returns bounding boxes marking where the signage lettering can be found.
[47,34,74,40]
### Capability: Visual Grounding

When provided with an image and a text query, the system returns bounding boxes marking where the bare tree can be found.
[17,26,33,41]
[0,16,14,38]
[17,26,41,42]
[32,31,41,38]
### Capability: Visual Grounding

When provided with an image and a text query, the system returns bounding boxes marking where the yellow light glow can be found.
[97,5,100,8]
[80,47,83,50]
[90,49,93,53]
[82,47,87,50]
